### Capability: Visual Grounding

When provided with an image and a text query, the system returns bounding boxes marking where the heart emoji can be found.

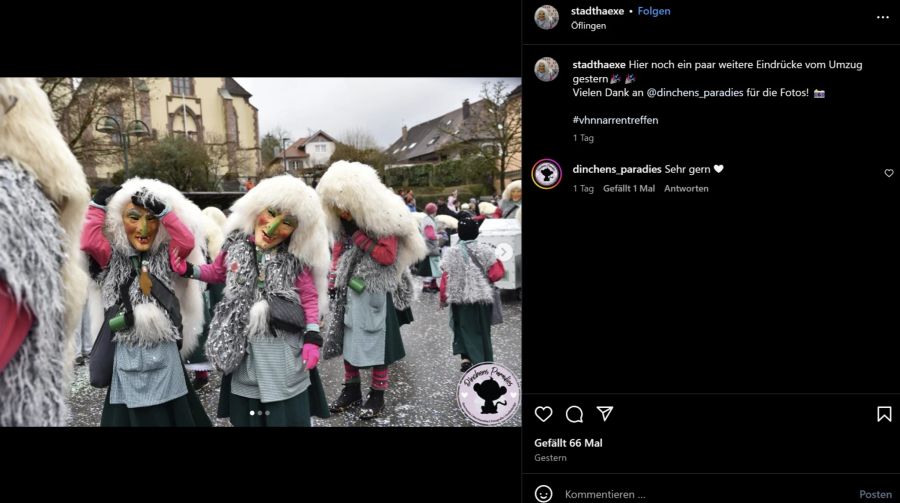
[886,169,894,178]
[534,406,553,423]
[714,164,724,173]
[460,392,468,399]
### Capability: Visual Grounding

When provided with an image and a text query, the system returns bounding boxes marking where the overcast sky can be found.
[235,78,521,148]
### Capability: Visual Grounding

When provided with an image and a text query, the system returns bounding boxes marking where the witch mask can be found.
[123,202,159,252]
[254,207,297,250]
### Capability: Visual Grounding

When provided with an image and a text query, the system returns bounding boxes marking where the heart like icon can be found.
[886,169,894,178]
[534,406,553,422]
[714,164,724,173]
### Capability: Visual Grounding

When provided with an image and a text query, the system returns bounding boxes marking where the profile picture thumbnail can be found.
[534,5,559,30]
[534,57,559,83]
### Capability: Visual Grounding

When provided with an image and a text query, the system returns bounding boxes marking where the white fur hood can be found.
[316,161,426,271]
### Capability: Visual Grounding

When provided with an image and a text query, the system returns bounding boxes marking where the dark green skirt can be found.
[450,303,493,364]
[395,306,414,327]
[383,292,406,366]
[415,259,432,277]
[227,368,330,427]
[216,372,232,419]
[100,369,213,427]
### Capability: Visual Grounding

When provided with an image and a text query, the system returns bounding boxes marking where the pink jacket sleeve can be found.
[161,212,194,260]
[80,206,112,268]
[439,271,449,304]
[488,260,505,283]
[197,249,228,284]
[424,225,437,241]
[295,267,320,331]
[351,231,398,266]
[0,281,33,373]
[328,240,345,290]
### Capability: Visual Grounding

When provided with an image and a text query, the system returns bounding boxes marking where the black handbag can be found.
[268,295,306,334]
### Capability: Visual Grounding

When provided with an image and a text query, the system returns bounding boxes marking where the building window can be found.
[171,77,193,96]
[408,142,417,150]
[315,144,326,153]
[393,148,400,154]
[427,136,439,146]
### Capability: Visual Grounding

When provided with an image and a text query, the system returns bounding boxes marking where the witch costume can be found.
[176,175,331,426]
[317,161,426,420]
[439,218,505,371]
[81,178,211,427]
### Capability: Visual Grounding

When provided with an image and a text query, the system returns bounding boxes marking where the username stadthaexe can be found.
[571,7,626,15]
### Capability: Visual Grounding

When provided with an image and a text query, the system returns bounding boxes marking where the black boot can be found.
[329,382,362,413]
[358,388,385,420]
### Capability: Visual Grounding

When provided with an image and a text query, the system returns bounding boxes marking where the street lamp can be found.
[95,115,150,179]
[281,137,290,174]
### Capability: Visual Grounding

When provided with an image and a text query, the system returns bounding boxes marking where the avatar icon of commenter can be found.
[535,485,553,502]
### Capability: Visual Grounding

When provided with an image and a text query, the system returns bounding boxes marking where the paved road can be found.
[67,286,522,427]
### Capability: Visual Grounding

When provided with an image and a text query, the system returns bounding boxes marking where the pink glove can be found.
[169,247,187,276]
[302,343,320,370]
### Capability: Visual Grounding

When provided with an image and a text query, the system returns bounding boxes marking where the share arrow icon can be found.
[596,406,613,422]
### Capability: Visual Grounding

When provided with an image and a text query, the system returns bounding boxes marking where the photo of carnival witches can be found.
[0,77,522,427]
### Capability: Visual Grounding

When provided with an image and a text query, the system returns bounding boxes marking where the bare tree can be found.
[40,77,135,177]
[340,127,380,150]
[261,126,293,168]
[439,81,522,188]
[333,128,390,177]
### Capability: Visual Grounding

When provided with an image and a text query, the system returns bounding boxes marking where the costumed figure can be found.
[81,177,211,426]
[173,175,331,426]
[0,78,90,426]
[182,206,228,390]
[415,203,442,292]
[318,161,426,420]
[439,219,505,371]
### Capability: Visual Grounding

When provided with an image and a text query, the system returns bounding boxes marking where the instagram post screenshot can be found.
[0,1,897,501]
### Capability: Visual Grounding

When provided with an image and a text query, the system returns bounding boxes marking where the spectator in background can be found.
[436,197,459,220]
[244,177,255,192]
[404,190,417,212]
[447,189,459,212]
[457,203,475,220]
[500,180,522,219]
[415,203,441,291]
